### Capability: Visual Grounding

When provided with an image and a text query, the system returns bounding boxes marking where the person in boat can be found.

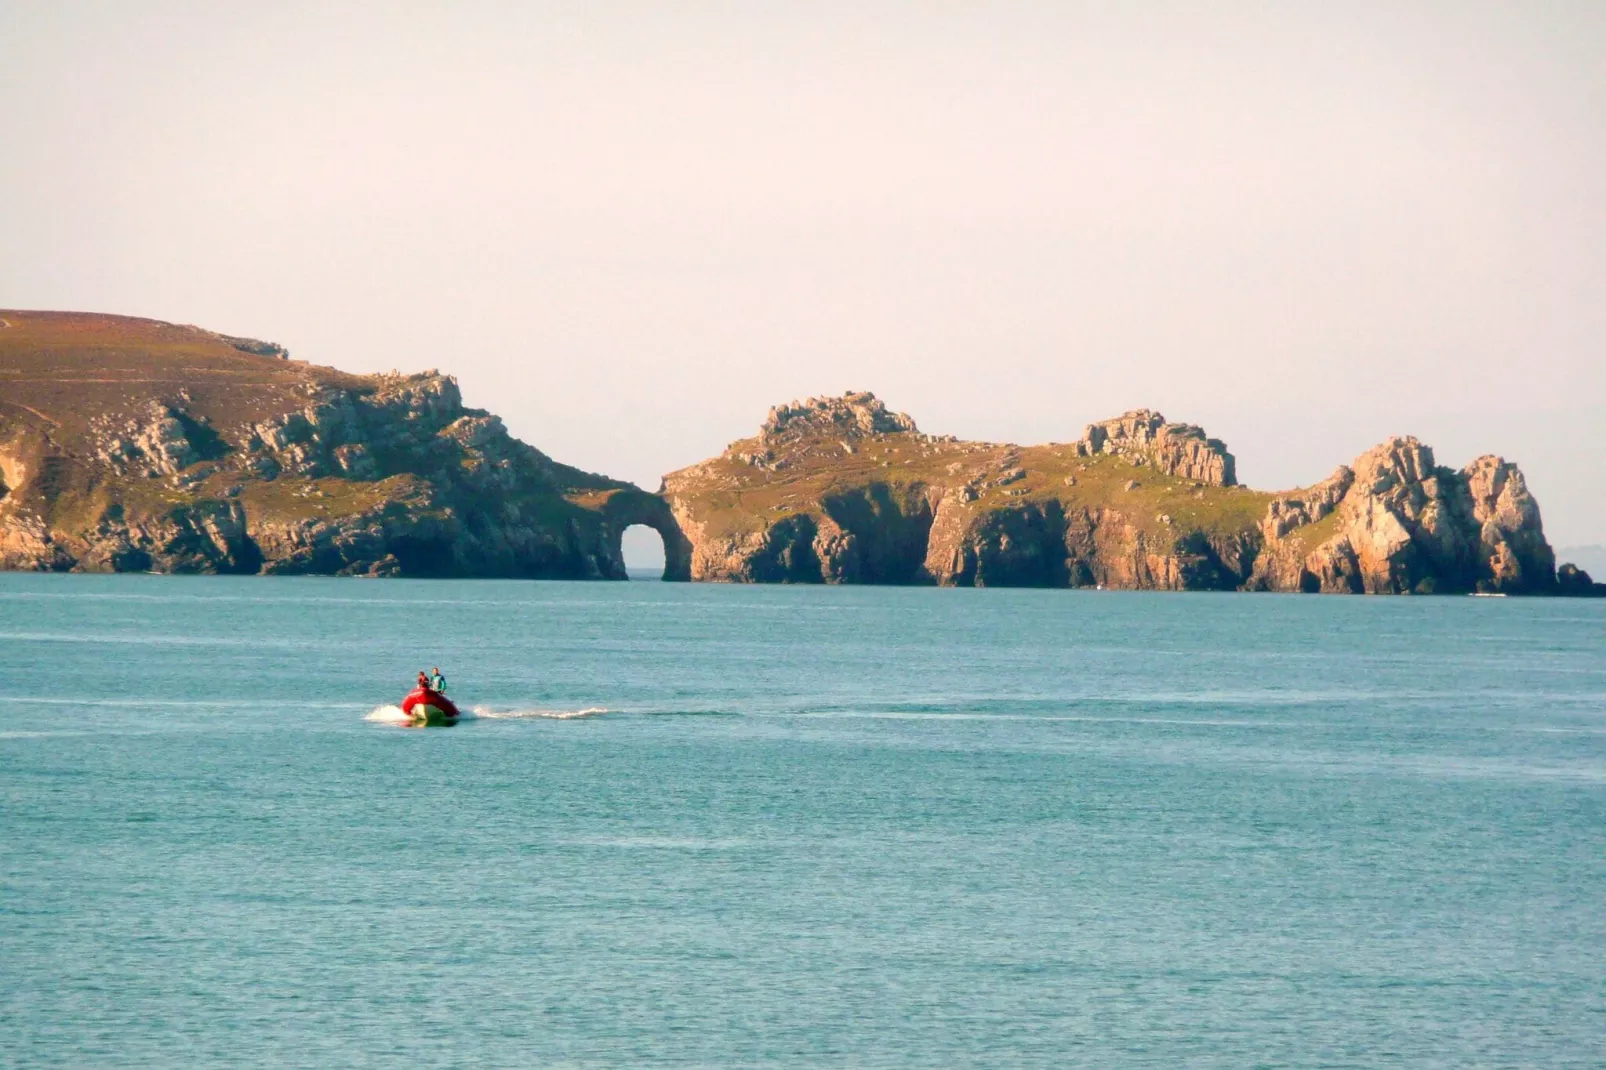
[402,669,458,724]
[429,667,447,693]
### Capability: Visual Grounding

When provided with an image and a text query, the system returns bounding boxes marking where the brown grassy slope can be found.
[0,310,366,445]
[0,311,651,579]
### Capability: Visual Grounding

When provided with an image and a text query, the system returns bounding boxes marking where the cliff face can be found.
[0,311,687,578]
[1,314,1579,594]
[661,392,1564,594]
[1247,440,1555,594]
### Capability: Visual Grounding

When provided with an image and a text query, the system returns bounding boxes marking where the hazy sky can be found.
[4,2,1603,551]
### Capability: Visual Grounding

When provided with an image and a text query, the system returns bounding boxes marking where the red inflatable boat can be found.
[400,687,460,726]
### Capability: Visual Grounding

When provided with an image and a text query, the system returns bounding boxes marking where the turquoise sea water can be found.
[3,573,1604,1067]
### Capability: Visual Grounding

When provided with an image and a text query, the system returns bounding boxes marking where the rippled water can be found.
[3,573,1604,1066]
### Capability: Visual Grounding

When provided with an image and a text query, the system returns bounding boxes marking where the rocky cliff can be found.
[3,314,1587,594]
[1246,440,1556,594]
[661,392,1573,594]
[0,311,687,578]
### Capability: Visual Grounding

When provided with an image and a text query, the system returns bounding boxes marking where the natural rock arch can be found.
[602,489,692,581]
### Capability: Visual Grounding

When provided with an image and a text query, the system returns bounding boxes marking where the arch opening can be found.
[621,524,668,579]
[602,490,691,582]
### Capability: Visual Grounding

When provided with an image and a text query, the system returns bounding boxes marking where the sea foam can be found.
[470,706,610,720]
[363,704,610,724]
[364,704,409,724]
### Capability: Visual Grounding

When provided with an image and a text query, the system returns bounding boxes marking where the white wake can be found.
[364,704,610,724]
[470,706,611,720]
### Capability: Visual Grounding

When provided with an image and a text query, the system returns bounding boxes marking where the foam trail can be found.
[470,706,611,721]
[365,703,610,724]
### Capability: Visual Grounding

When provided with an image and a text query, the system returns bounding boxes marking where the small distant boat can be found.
[1469,592,1507,598]
[401,687,460,726]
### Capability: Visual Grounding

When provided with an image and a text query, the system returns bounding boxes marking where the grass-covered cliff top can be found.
[0,310,624,533]
[0,310,372,443]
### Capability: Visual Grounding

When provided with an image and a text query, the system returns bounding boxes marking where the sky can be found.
[3,1,1602,558]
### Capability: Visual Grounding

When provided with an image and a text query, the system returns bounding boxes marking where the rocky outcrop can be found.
[2,313,1574,595]
[727,392,921,471]
[663,392,1566,595]
[0,310,687,579]
[1076,409,1237,487]
[662,393,1267,588]
[1247,438,1556,595]
[1557,563,1606,597]
[1462,454,1555,592]
[764,391,918,442]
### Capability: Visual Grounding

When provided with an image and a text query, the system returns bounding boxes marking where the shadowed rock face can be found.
[601,490,692,582]
[1557,563,1606,597]
[0,310,687,579]
[662,392,1565,595]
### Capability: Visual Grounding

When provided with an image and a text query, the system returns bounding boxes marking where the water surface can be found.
[3,574,1604,1066]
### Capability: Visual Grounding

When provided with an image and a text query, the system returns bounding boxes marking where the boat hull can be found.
[406,703,458,727]
[400,688,460,726]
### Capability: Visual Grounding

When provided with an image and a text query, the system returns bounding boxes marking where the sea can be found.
[3,571,1604,1067]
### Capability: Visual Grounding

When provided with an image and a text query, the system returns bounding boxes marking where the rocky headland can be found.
[3,310,1599,593]
[0,312,687,578]
[662,392,1600,595]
